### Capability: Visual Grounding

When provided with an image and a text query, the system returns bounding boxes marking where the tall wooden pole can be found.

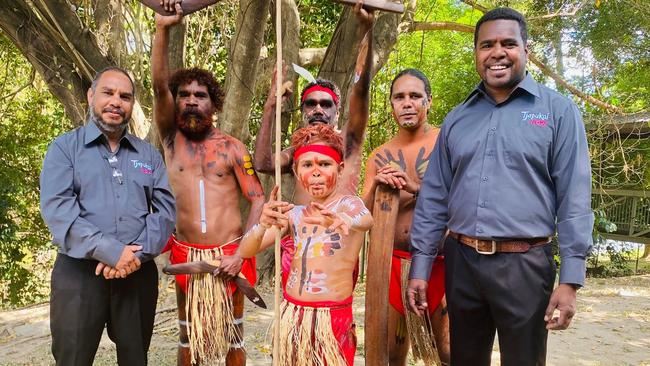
[365,184,399,365]
[272,0,283,364]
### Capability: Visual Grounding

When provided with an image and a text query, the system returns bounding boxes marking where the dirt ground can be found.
[1,275,649,366]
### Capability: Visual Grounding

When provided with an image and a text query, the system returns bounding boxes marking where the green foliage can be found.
[0,35,69,308]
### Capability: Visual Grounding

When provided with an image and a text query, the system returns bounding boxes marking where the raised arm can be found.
[339,1,375,194]
[152,5,183,141]
[254,67,294,175]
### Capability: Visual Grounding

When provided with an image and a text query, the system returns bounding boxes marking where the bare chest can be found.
[165,135,235,183]
[372,143,434,182]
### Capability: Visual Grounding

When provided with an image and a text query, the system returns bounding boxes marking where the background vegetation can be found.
[0,0,648,307]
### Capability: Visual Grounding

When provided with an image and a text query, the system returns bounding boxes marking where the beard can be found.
[88,107,129,135]
[305,113,337,127]
[176,108,213,141]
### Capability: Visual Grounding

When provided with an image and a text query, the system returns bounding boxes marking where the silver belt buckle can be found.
[475,239,497,255]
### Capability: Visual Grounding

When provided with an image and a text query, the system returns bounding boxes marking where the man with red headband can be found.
[151,5,265,366]
[238,124,373,365]
[254,0,375,206]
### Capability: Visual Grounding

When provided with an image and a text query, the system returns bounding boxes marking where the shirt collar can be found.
[83,121,138,152]
[463,72,540,105]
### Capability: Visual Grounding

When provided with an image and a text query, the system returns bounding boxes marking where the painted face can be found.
[475,19,528,101]
[294,151,341,199]
[87,70,134,134]
[175,80,215,140]
[390,75,431,130]
[301,90,339,127]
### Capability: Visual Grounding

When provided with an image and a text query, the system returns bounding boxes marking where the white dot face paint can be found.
[199,179,207,234]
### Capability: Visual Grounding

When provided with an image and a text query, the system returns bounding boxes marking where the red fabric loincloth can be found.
[280,235,359,290]
[162,235,257,294]
[284,293,356,366]
[389,250,445,316]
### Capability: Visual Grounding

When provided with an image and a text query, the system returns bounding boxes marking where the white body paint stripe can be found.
[199,179,207,233]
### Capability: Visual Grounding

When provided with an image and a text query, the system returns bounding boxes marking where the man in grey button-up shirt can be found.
[40,67,175,366]
[406,8,593,366]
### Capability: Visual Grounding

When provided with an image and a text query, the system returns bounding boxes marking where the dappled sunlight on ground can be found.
[1,276,649,365]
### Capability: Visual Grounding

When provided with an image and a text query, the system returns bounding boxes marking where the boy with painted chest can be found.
[236,124,373,365]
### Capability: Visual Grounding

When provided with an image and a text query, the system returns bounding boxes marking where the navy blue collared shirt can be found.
[410,73,593,286]
[40,122,176,267]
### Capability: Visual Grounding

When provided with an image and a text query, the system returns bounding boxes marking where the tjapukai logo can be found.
[521,111,550,127]
[131,159,153,174]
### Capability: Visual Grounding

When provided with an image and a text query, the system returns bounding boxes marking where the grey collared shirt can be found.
[40,122,176,267]
[410,73,594,286]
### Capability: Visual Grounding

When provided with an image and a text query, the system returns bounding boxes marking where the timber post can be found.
[365,184,400,365]
[137,0,220,15]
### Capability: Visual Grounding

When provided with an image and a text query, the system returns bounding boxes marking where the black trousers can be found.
[50,253,158,366]
[443,236,556,366]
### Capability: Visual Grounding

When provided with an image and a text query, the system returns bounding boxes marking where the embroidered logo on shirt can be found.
[521,111,550,127]
[131,160,153,174]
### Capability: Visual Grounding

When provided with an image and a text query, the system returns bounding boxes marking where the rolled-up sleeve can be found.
[552,102,594,286]
[409,123,453,281]
[132,149,176,262]
[40,140,124,266]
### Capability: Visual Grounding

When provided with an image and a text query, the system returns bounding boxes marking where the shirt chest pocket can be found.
[500,121,553,171]
[126,163,155,212]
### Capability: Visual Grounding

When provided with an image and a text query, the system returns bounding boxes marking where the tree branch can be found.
[461,0,488,13]
[527,53,623,113]
[405,20,623,113]
[528,3,584,21]
[409,21,475,33]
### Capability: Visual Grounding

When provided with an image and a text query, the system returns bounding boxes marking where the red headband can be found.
[301,85,339,106]
[293,144,342,164]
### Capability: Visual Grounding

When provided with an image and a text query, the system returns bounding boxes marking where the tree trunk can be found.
[0,1,111,124]
[218,0,271,141]
[317,8,360,128]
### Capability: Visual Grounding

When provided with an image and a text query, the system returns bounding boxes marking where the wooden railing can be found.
[592,188,650,244]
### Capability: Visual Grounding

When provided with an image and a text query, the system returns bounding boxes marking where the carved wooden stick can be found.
[365,184,400,365]
[137,0,221,16]
[330,0,405,14]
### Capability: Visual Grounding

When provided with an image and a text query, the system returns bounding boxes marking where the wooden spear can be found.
[273,0,283,364]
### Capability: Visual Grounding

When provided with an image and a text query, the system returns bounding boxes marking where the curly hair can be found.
[299,78,341,108]
[169,67,224,112]
[474,7,527,46]
[290,124,344,159]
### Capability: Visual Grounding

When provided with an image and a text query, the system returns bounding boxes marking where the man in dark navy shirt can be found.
[407,8,593,366]
[40,67,176,365]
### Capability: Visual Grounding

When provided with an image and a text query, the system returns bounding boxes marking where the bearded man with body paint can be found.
[362,69,449,365]
[254,0,375,206]
[238,125,373,365]
[152,4,265,366]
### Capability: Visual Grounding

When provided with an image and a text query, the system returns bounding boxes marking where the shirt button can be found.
[119,217,124,221]
[482,177,488,181]
[480,201,486,208]
[490,127,496,131]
